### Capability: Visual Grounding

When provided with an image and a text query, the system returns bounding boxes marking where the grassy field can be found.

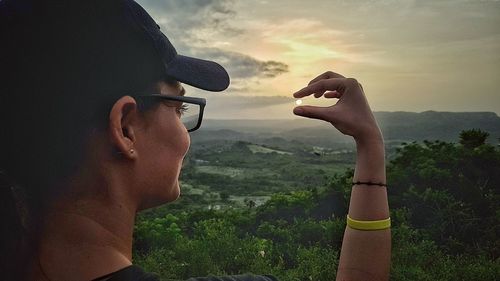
[247,144,293,155]
[175,138,358,210]
[195,165,246,178]
[195,165,279,179]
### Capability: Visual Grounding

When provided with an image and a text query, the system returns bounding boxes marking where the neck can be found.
[30,190,137,281]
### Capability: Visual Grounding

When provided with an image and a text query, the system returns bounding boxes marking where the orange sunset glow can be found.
[138,0,500,119]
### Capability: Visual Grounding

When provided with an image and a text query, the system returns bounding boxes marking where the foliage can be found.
[134,129,500,281]
[387,132,500,258]
[459,128,490,149]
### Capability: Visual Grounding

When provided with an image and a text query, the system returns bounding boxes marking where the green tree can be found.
[133,129,500,281]
[459,128,490,149]
[387,133,500,257]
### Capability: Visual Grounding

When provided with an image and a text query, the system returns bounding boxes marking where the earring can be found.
[116,148,135,155]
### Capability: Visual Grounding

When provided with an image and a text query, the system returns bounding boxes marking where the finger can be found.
[293,78,346,98]
[293,105,331,122]
[308,71,346,86]
[314,91,324,98]
[315,88,342,98]
[324,91,341,98]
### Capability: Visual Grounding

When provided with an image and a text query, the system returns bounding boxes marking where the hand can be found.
[293,71,382,142]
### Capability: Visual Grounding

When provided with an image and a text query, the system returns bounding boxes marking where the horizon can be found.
[137,0,500,118]
[201,108,500,121]
[188,94,500,119]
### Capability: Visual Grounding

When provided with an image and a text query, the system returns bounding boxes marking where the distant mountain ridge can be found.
[193,111,500,145]
[374,110,500,142]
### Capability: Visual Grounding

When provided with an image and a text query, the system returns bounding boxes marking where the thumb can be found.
[293,106,330,122]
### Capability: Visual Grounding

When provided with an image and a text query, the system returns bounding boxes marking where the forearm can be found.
[336,133,391,281]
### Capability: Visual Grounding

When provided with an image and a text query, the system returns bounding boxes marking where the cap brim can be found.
[164,54,230,92]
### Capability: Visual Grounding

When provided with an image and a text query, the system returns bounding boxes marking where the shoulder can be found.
[185,274,279,281]
[94,265,161,281]
[100,265,279,281]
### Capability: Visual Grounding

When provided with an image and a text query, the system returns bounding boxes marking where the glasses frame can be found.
[134,94,206,132]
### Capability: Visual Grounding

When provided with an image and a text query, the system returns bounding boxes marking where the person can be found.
[0,0,390,280]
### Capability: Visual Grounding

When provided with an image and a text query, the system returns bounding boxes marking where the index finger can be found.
[308,71,346,86]
[293,78,347,98]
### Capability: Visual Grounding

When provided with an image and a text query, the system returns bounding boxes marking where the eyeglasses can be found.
[134,94,206,132]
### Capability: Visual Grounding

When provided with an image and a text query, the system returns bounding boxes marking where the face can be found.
[134,81,191,210]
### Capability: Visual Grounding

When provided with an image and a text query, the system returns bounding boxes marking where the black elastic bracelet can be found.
[352,181,387,187]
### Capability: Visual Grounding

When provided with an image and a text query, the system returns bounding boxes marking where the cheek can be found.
[159,111,190,162]
[139,115,189,206]
[136,109,193,208]
[140,111,188,172]
[168,116,190,157]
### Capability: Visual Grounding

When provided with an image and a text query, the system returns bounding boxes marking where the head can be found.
[94,78,191,210]
[0,75,193,278]
[0,0,228,278]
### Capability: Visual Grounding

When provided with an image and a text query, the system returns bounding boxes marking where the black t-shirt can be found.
[93,265,279,281]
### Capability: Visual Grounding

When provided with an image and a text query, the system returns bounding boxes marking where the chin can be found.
[167,180,181,202]
[137,180,181,211]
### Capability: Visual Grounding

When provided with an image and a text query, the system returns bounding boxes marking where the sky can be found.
[137,0,500,119]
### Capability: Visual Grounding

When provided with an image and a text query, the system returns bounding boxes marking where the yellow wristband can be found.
[346,215,391,231]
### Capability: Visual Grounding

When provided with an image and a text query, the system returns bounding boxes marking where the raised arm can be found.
[293,71,391,281]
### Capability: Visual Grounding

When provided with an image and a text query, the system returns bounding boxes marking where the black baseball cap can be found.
[123,0,230,92]
[0,0,230,94]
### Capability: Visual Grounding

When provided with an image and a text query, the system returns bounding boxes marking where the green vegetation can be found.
[134,129,500,280]
[247,144,293,155]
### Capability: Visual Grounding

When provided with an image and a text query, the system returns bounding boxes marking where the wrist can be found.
[353,129,386,183]
[355,128,384,146]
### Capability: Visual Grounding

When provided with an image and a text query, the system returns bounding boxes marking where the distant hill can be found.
[192,111,500,146]
[375,111,500,142]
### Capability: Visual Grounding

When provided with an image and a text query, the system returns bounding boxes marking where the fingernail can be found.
[293,107,304,115]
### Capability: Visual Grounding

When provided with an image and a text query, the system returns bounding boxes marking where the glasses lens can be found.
[181,104,201,131]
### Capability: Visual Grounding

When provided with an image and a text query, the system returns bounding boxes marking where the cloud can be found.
[138,0,241,50]
[196,48,288,79]
[179,47,289,93]
[137,0,289,92]
[137,0,500,116]
[138,0,236,33]
[325,0,500,46]
[260,61,289,77]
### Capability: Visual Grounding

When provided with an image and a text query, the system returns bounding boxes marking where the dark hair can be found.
[0,1,181,277]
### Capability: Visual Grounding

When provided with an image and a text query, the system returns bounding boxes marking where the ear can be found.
[108,95,140,159]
